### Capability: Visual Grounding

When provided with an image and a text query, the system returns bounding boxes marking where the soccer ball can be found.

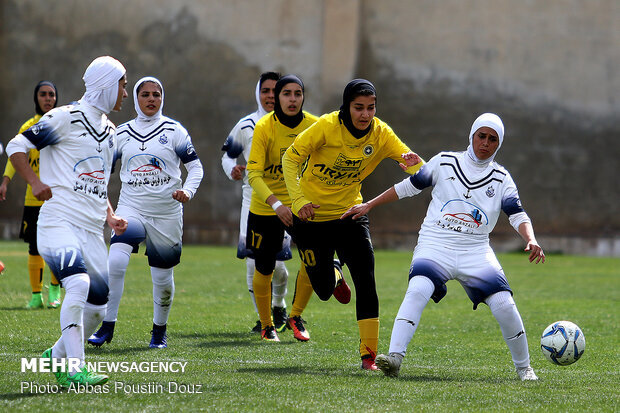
[540,321,585,366]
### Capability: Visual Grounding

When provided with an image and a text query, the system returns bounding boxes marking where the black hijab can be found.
[338,79,376,139]
[273,75,305,129]
[34,80,58,115]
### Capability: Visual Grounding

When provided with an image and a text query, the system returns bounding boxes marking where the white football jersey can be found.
[221,110,265,201]
[18,101,116,233]
[114,116,199,217]
[396,151,525,249]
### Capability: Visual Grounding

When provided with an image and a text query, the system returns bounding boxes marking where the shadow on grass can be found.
[0,392,48,401]
[385,372,514,384]
[177,331,299,349]
[236,366,514,384]
[0,306,34,311]
[198,338,298,349]
[175,331,253,340]
[85,346,153,355]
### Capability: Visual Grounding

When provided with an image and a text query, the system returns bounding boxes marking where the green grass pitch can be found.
[0,240,618,411]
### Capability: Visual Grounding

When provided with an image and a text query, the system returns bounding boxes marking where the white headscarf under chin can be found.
[255,79,267,118]
[81,56,126,114]
[133,76,164,123]
[466,113,505,166]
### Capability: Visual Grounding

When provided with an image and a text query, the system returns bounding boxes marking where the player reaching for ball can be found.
[342,113,545,380]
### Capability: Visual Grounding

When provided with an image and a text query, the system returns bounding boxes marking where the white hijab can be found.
[466,113,504,166]
[133,76,164,124]
[81,56,126,114]
[255,79,268,118]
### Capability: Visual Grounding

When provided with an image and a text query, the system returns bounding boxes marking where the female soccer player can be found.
[343,113,545,380]
[282,79,423,370]
[7,56,129,386]
[0,80,62,309]
[246,74,319,342]
[88,76,203,349]
[221,71,293,334]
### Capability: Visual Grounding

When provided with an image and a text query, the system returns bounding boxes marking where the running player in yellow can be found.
[246,74,321,342]
[282,79,423,370]
[0,80,61,309]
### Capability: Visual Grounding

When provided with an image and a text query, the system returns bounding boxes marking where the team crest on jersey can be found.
[187,143,196,156]
[159,134,168,145]
[485,186,495,198]
[31,124,41,135]
[363,144,374,156]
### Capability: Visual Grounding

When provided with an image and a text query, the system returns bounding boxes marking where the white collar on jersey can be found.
[133,76,164,124]
[81,56,126,114]
[466,112,504,167]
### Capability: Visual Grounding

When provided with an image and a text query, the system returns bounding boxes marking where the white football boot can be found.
[516,366,538,381]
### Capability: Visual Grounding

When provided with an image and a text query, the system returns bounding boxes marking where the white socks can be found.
[106,244,177,327]
[83,302,107,341]
[485,291,530,368]
[386,278,530,369]
[53,273,89,373]
[388,276,434,356]
[272,260,288,308]
[151,266,174,326]
[246,258,258,313]
[104,243,133,322]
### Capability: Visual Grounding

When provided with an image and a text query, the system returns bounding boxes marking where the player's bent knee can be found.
[315,288,332,301]
[87,273,109,305]
[254,258,276,276]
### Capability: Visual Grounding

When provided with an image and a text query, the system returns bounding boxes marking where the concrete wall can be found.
[1,0,618,255]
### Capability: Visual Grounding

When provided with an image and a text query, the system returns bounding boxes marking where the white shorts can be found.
[409,243,511,309]
[111,204,183,268]
[37,220,108,283]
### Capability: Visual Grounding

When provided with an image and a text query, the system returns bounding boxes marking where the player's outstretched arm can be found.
[399,152,423,171]
[341,186,399,220]
[517,221,545,264]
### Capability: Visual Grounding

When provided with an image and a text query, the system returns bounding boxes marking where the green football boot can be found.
[66,367,109,386]
[41,348,69,388]
[27,293,44,309]
[47,284,62,308]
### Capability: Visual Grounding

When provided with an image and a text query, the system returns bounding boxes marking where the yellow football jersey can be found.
[247,111,319,216]
[283,111,423,221]
[3,115,43,207]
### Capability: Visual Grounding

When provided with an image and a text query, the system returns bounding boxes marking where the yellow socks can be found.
[50,271,59,286]
[358,317,379,358]
[28,254,44,293]
[252,270,273,329]
[289,266,313,318]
